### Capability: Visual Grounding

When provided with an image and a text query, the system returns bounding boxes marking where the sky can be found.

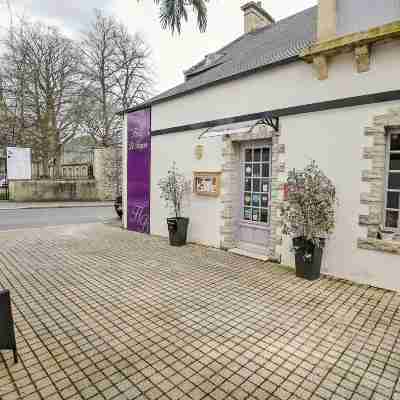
[1,0,317,96]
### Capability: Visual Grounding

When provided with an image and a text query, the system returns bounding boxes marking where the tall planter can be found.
[158,163,191,247]
[281,161,336,281]
[293,237,324,281]
[167,217,189,246]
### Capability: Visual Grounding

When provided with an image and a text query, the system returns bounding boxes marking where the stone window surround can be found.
[358,108,400,255]
[220,124,285,261]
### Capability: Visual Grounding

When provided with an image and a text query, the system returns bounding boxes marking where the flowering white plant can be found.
[158,162,191,218]
[281,161,336,246]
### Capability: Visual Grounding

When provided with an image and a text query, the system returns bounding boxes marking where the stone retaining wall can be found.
[9,180,99,202]
[8,146,122,202]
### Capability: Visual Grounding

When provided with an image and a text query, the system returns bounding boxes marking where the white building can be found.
[122,0,400,291]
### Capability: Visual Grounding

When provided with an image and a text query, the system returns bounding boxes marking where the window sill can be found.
[358,238,400,255]
[239,221,270,231]
[379,230,400,242]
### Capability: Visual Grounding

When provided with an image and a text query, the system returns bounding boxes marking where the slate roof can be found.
[122,6,317,113]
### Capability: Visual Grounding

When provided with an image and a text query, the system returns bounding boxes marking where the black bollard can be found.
[0,289,18,363]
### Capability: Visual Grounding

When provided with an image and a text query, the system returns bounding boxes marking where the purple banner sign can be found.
[127,109,151,233]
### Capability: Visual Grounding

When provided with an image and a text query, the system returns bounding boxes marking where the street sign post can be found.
[6,147,32,180]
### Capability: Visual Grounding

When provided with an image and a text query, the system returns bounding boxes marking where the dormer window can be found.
[184,52,225,81]
[204,52,223,66]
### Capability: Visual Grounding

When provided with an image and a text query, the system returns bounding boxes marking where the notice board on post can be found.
[126,109,151,233]
[7,147,32,180]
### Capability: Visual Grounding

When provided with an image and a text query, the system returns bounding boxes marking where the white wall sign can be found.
[7,147,32,180]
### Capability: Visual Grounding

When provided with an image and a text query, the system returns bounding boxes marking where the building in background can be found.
[121,0,400,291]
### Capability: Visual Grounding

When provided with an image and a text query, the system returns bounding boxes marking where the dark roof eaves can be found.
[116,102,151,115]
[118,55,301,115]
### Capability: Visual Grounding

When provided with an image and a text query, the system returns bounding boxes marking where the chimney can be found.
[318,0,337,41]
[241,2,274,34]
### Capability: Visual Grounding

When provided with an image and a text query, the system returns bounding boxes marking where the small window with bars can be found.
[385,131,400,229]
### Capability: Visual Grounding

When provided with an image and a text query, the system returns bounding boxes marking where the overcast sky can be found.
[1,0,317,96]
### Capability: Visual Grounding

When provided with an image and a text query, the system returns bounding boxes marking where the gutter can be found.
[151,89,400,136]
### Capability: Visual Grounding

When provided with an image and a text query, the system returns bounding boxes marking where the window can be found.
[242,145,271,224]
[385,131,400,229]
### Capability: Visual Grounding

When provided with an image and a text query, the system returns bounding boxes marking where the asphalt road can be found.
[0,206,117,231]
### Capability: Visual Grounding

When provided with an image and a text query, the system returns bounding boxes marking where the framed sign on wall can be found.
[193,172,221,197]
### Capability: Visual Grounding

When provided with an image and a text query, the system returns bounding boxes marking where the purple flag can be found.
[127,109,151,233]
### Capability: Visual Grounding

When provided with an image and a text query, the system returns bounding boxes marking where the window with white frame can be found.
[242,145,271,224]
[385,130,400,229]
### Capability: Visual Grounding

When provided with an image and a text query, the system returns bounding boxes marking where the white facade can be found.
[279,102,400,291]
[151,130,224,247]
[124,39,400,290]
[152,41,400,130]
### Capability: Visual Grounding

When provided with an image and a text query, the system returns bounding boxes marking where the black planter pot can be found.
[167,217,189,246]
[293,237,325,281]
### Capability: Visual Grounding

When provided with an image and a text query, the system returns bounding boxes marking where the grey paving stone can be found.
[0,223,399,400]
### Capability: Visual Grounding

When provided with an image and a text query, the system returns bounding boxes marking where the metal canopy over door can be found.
[236,141,272,255]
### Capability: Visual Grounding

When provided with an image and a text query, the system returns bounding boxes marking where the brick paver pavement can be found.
[0,223,400,400]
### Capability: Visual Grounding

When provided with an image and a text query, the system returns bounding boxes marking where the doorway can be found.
[235,141,272,255]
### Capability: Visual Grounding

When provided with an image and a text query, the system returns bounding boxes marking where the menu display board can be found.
[193,172,221,197]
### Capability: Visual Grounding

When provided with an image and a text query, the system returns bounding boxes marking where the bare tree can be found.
[0,22,30,147]
[0,20,84,175]
[0,10,152,181]
[80,10,152,147]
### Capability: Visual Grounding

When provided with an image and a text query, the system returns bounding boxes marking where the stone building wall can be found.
[94,146,122,201]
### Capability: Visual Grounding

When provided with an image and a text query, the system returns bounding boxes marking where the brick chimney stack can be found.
[318,0,337,41]
[241,1,275,34]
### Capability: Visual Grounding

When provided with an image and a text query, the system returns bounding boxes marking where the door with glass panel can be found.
[385,130,400,230]
[237,142,271,253]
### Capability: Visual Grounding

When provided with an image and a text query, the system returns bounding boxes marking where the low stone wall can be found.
[9,180,99,202]
[7,146,121,202]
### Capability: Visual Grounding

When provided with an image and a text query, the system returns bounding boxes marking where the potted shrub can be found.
[281,161,336,280]
[158,163,191,246]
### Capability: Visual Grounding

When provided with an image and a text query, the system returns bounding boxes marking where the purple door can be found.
[127,109,151,233]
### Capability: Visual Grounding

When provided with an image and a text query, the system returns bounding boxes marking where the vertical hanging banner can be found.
[127,109,151,233]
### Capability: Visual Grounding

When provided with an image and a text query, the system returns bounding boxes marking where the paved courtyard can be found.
[0,223,400,400]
